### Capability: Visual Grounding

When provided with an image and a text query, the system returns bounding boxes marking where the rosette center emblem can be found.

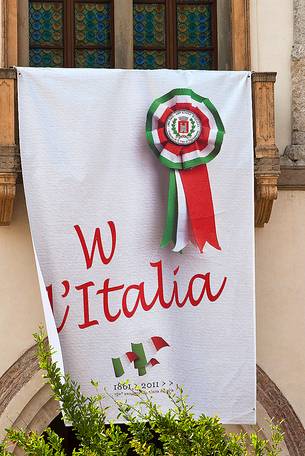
[165,110,201,146]
[146,88,225,253]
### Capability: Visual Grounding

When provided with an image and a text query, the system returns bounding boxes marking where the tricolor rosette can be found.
[146,88,225,253]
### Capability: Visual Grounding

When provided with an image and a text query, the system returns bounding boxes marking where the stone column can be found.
[283,0,305,165]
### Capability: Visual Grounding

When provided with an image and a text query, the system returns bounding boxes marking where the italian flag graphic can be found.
[112,336,170,378]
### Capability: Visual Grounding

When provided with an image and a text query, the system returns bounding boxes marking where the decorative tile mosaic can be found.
[75,2,111,47]
[29,48,63,67]
[134,50,166,69]
[75,49,111,68]
[134,4,165,47]
[29,1,63,46]
[177,4,212,48]
[178,50,213,69]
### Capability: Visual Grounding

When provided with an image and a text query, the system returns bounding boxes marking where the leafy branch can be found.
[1,328,285,455]
[187,117,196,137]
[171,118,180,138]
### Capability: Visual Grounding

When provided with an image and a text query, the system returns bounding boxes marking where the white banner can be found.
[17,67,255,424]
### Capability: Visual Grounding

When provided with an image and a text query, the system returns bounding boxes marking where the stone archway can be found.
[0,343,304,455]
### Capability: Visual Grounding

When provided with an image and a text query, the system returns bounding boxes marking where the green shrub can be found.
[1,329,284,455]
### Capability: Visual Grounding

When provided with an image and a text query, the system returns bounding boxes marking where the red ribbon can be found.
[179,165,221,253]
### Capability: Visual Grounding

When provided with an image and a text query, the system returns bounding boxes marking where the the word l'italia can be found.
[47,221,227,333]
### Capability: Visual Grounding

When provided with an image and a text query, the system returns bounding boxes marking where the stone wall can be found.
[283,0,305,165]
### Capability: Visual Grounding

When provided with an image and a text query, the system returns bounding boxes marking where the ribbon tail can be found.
[173,170,190,252]
[161,169,177,248]
[180,165,221,253]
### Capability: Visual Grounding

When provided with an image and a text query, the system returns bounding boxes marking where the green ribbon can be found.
[161,169,177,248]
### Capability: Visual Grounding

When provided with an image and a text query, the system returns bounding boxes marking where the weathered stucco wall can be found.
[0,187,43,378]
[251,0,305,426]
[250,0,293,155]
[256,191,305,426]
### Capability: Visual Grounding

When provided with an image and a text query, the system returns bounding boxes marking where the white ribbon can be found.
[173,170,190,252]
